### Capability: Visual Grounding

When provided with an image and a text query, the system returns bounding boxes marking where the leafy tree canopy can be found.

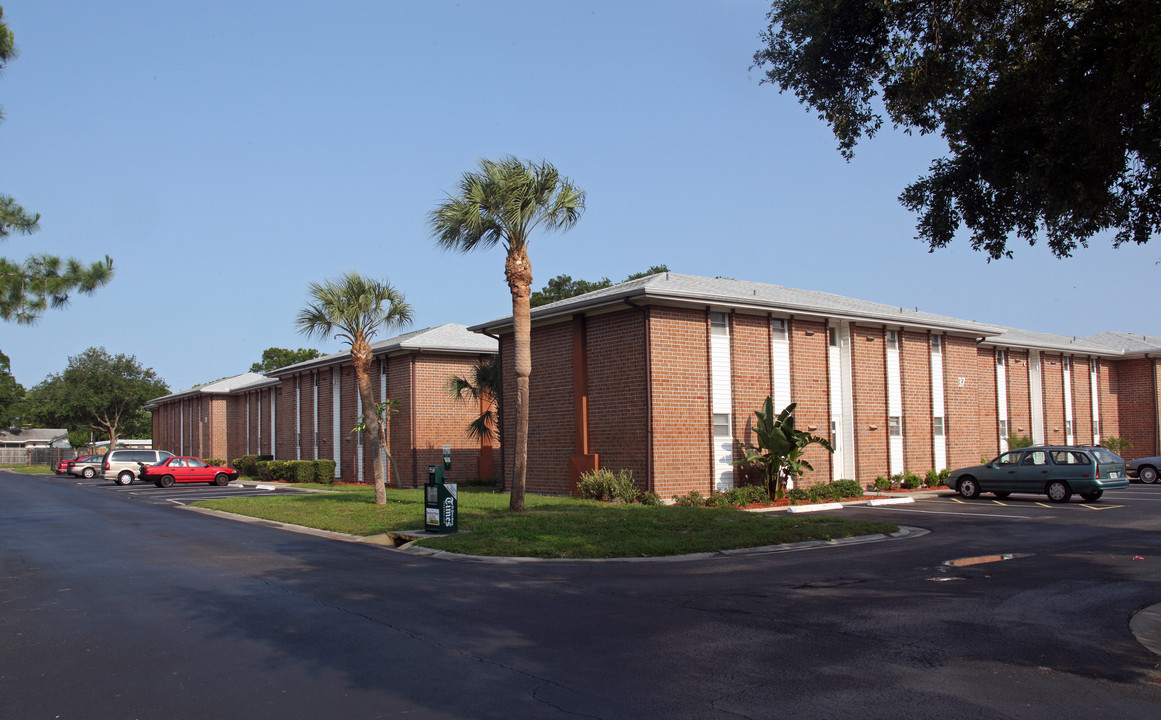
[752,1,1161,259]
[23,347,168,445]
[250,347,322,373]
[0,8,114,323]
[530,264,669,307]
[0,349,25,428]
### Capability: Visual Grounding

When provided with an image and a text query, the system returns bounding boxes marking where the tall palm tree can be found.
[429,157,585,511]
[296,272,412,505]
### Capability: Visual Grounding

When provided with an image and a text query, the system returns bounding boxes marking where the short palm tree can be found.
[296,272,412,505]
[448,356,500,446]
[429,157,585,511]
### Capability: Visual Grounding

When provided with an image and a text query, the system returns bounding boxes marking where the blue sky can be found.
[3,1,1158,393]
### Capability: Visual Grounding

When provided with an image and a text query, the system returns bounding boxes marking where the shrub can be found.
[924,469,940,487]
[639,492,662,506]
[903,471,922,490]
[1101,436,1133,455]
[205,458,226,467]
[938,467,951,481]
[314,459,336,484]
[829,479,863,499]
[290,460,316,483]
[1006,433,1034,449]
[672,490,706,507]
[789,479,864,504]
[889,473,904,490]
[873,475,892,492]
[232,455,260,477]
[578,468,639,504]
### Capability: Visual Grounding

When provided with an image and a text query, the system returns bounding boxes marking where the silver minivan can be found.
[103,449,175,485]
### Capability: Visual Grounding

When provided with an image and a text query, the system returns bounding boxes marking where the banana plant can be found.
[735,397,833,499]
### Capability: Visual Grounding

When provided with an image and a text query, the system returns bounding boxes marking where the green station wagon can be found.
[947,445,1128,503]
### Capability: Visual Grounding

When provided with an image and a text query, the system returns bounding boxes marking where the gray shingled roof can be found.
[978,327,1119,356]
[147,371,277,406]
[471,272,1003,336]
[0,428,68,446]
[1079,331,1161,357]
[266,323,497,377]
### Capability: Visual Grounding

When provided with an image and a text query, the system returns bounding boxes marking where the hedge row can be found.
[230,455,336,484]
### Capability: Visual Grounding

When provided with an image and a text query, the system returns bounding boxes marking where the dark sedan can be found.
[1126,456,1160,484]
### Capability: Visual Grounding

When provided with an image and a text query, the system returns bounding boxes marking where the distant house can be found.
[147,324,499,485]
[0,428,69,465]
[0,428,69,449]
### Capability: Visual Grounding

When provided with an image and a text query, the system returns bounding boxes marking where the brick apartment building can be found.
[148,324,498,485]
[470,273,1161,498]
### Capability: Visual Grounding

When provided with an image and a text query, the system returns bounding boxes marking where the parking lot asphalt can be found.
[8,471,1161,718]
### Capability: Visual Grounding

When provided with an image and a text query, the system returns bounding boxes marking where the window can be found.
[996,451,1022,466]
[889,416,903,436]
[1066,419,1073,437]
[1063,357,1071,371]
[713,413,730,437]
[998,419,1008,437]
[828,327,838,347]
[1022,451,1049,466]
[933,416,945,437]
[1051,451,1089,465]
[710,312,728,336]
[996,349,1006,365]
[771,317,786,339]
[931,334,942,353]
[886,330,898,349]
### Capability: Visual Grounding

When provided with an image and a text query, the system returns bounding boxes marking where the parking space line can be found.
[1079,504,1125,511]
[862,506,1033,519]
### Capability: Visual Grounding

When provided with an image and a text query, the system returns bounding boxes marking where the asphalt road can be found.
[4,472,1161,719]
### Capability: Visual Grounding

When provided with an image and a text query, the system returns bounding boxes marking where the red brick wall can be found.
[1111,357,1158,458]
[1097,359,1120,441]
[944,335,983,469]
[789,318,832,485]
[1072,359,1094,444]
[901,331,934,470]
[587,310,649,485]
[1007,350,1032,440]
[510,321,575,496]
[730,313,772,488]
[649,306,711,498]
[851,324,887,481]
[974,347,998,458]
[1042,354,1066,446]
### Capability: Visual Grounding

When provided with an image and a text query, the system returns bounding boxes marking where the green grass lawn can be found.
[2,465,55,474]
[194,484,898,559]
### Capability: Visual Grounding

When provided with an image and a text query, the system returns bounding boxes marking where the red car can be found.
[56,456,85,475]
[140,456,239,487]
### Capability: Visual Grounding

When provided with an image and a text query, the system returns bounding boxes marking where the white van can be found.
[103,449,175,485]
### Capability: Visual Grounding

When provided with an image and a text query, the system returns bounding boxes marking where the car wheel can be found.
[213,473,230,486]
[957,477,981,499]
[115,471,135,486]
[1140,466,1159,484]
[82,467,95,479]
[1046,480,1073,503]
[1081,490,1103,502]
[157,474,175,488]
[993,491,1010,499]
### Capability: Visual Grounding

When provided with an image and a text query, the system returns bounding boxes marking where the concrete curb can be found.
[1130,602,1161,658]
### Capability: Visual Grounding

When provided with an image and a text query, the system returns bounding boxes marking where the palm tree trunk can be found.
[506,248,533,512]
[351,342,387,505]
